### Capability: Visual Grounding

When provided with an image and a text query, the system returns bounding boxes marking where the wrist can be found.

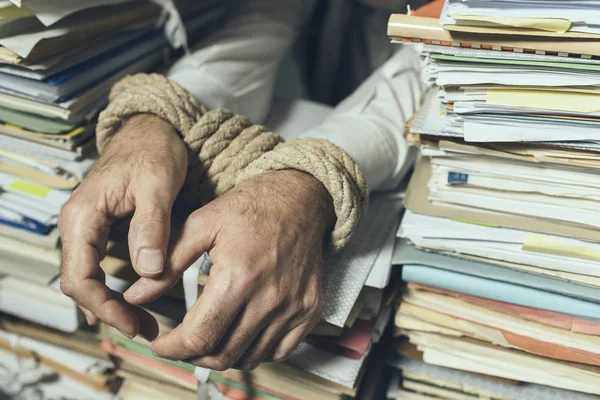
[119,114,178,140]
[101,113,188,173]
[263,170,336,233]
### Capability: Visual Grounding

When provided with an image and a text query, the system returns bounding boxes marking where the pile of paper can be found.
[0,0,228,329]
[96,191,403,399]
[440,0,600,36]
[387,1,600,399]
[0,6,404,392]
[0,316,116,398]
[0,1,229,397]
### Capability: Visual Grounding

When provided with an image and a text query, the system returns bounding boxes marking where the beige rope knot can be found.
[96,74,369,249]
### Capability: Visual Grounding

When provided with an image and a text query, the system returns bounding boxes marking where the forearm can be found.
[301,46,425,191]
[167,0,316,123]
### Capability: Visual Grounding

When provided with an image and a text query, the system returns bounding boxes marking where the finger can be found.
[132,305,160,342]
[150,268,245,360]
[59,202,139,338]
[124,207,217,304]
[234,319,290,371]
[271,321,315,362]
[79,306,98,326]
[188,302,279,371]
[128,178,177,278]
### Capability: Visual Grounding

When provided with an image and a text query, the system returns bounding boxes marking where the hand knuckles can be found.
[272,343,295,363]
[272,352,290,363]
[212,361,231,372]
[194,357,233,371]
[58,200,80,230]
[219,354,238,370]
[302,292,322,315]
[134,218,167,234]
[59,279,76,297]
[236,268,261,288]
[188,209,209,227]
[182,331,213,355]
[245,352,271,370]
[263,284,284,305]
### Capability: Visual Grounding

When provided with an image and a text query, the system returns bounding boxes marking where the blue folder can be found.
[394,239,600,303]
[403,264,600,321]
[0,216,52,235]
[0,4,227,103]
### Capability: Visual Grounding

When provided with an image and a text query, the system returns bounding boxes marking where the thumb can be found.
[123,205,217,304]
[128,176,176,278]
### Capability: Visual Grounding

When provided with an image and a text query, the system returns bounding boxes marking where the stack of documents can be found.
[97,193,403,399]
[0,0,227,344]
[0,184,402,398]
[0,316,116,399]
[440,0,600,36]
[0,20,401,394]
[0,0,226,236]
[387,1,600,398]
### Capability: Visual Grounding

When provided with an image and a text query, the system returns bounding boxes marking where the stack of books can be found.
[0,0,229,326]
[0,1,228,397]
[387,1,600,399]
[99,192,402,399]
[0,316,117,399]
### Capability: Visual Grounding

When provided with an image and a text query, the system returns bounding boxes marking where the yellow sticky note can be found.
[523,233,600,262]
[487,90,600,114]
[452,14,571,33]
[4,123,23,131]
[65,127,86,138]
[9,180,51,199]
[0,6,34,19]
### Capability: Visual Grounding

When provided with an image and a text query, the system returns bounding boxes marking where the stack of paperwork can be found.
[387,1,600,398]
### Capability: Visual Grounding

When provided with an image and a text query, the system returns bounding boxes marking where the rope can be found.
[96,74,369,249]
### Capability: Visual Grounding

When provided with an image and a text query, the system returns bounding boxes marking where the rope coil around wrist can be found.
[96,74,369,249]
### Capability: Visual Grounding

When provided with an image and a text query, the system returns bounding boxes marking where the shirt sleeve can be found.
[300,46,426,192]
[166,0,316,124]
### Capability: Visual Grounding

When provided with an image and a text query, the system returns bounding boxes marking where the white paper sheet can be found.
[0,348,114,400]
[390,355,599,400]
[399,210,600,277]
[287,342,369,389]
[410,332,600,395]
[442,0,600,31]
[464,116,600,143]
[322,194,403,326]
[365,217,397,289]
[10,0,134,26]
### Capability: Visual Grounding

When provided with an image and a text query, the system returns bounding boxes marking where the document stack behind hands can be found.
[0,1,403,399]
[98,189,401,399]
[0,1,230,398]
[387,0,600,399]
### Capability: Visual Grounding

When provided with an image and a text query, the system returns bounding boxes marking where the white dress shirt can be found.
[167,0,425,191]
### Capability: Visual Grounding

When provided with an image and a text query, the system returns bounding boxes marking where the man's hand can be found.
[122,169,334,370]
[59,114,188,340]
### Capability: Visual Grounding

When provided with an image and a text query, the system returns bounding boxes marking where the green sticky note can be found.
[431,53,600,72]
[9,180,51,199]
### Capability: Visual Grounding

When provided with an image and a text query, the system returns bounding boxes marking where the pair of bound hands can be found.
[58,114,335,371]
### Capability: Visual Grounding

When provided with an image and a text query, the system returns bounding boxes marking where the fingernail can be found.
[118,329,136,340]
[138,249,164,275]
[124,279,148,299]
